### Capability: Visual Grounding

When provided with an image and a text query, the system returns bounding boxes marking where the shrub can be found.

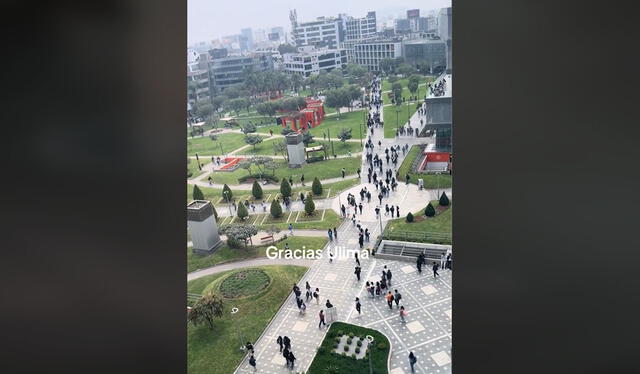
[237,174,279,184]
[333,343,339,349]
[351,354,356,359]
[425,202,436,217]
[346,338,352,345]
[270,200,282,218]
[439,191,450,206]
[334,336,341,343]
[237,203,248,220]
[222,184,233,202]
[312,177,323,195]
[357,340,363,347]
[252,180,263,199]
[341,352,347,357]
[304,194,316,215]
[406,212,414,222]
[336,330,344,336]
[280,178,292,198]
[317,347,326,355]
[355,347,360,354]
[343,345,349,352]
[192,185,205,201]
[348,332,354,338]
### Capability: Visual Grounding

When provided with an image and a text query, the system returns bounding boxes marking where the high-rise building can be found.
[282,48,347,77]
[187,49,212,111]
[353,39,403,72]
[402,38,446,71]
[438,7,452,72]
[290,10,344,50]
[240,28,253,51]
[340,11,378,63]
[207,53,274,93]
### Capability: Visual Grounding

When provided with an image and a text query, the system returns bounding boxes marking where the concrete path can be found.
[231,77,452,374]
[188,173,359,190]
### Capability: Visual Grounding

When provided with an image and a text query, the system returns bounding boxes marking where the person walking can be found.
[355,252,361,266]
[341,168,346,178]
[318,310,326,329]
[417,254,424,273]
[440,253,446,270]
[354,266,361,281]
[333,227,338,240]
[314,288,320,304]
[409,352,417,373]
[386,291,394,310]
[276,336,283,352]
[282,347,290,368]
[328,228,333,241]
[446,253,452,270]
[283,336,291,350]
[393,289,402,308]
[245,341,254,354]
[288,351,296,370]
[355,297,362,315]
[400,306,407,323]
[288,223,294,235]
[248,354,257,372]
[432,261,440,278]
[396,205,400,217]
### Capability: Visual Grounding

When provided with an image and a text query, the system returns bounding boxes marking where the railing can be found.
[382,230,451,245]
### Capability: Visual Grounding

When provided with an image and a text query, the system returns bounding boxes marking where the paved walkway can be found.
[231,77,452,374]
[188,173,360,190]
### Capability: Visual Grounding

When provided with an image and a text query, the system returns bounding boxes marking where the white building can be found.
[353,40,402,71]
[187,49,211,110]
[282,48,347,77]
[290,10,343,50]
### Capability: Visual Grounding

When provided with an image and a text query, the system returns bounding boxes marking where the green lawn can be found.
[186,177,360,205]
[308,109,368,140]
[237,138,361,157]
[307,322,391,374]
[397,145,452,188]
[188,236,328,272]
[226,209,344,231]
[205,156,362,186]
[188,158,211,179]
[384,200,452,244]
[188,132,250,156]
[188,265,308,374]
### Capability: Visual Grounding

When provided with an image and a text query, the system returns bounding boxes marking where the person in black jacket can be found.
[288,351,296,369]
[276,336,283,352]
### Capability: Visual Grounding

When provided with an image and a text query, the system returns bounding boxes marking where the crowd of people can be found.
[428,77,447,97]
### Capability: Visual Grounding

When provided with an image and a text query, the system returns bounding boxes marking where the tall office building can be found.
[438,7,452,72]
[187,49,212,111]
[290,9,344,50]
[240,28,253,51]
[353,39,403,71]
[207,52,273,93]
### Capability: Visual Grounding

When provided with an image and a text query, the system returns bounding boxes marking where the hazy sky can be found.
[188,0,451,45]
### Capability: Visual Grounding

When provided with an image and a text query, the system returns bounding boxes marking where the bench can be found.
[260,235,274,243]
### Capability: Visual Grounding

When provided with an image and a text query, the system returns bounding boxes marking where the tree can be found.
[242,123,257,134]
[196,103,214,119]
[237,202,249,220]
[408,75,421,96]
[392,82,403,104]
[312,177,323,195]
[192,184,205,201]
[439,191,450,206]
[280,126,294,136]
[337,128,353,143]
[222,184,233,202]
[245,134,263,150]
[289,73,304,93]
[378,58,394,75]
[252,180,263,199]
[406,212,414,222]
[270,199,283,218]
[302,130,314,146]
[187,292,224,330]
[425,202,436,217]
[304,193,316,215]
[222,86,247,99]
[280,178,292,198]
[238,159,253,175]
[327,69,344,89]
[256,101,277,118]
[211,96,226,113]
[346,64,368,86]
[220,223,258,247]
[277,43,298,54]
[324,88,350,119]
[398,63,416,76]
[273,140,288,161]
[227,97,249,115]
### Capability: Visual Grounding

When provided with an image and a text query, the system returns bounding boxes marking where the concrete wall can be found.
[426,96,452,125]
[188,215,222,253]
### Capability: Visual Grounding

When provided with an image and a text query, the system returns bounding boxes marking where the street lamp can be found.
[223,190,232,215]
[366,335,375,374]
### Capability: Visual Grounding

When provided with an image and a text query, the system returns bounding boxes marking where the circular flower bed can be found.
[219,269,271,298]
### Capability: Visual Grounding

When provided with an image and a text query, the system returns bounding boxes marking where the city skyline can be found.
[188,0,451,45]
